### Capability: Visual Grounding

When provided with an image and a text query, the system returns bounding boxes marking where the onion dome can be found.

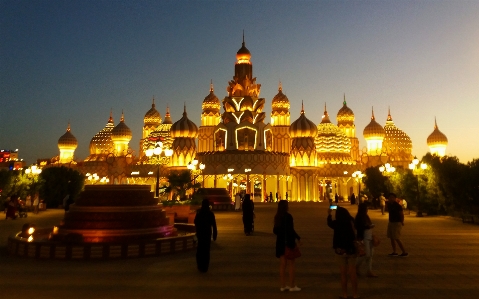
[171,105,198,138]
[111,111,132,141]
[202,81,221,112]
[89,112,115,154]
[236,34,251,64]
[320,103,332,124]
[383,108,412,154]
[144,98,161,125]
[427,118,448,146]
[163,105,173,124]
[363,108,385,139]
[337,94,355,125]
[289,102,317,138]
[315,104,352,162]
[271,82,290,111]
[58,123,78,149]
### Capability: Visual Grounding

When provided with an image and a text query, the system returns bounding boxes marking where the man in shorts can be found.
[387,193,408,257]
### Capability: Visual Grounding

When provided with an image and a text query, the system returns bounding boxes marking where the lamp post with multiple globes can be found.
[187,159,205,191]
[145,141,173,198]
[352,170,364,197]
[409,156,428,217]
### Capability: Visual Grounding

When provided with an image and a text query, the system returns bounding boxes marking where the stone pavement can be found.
[1,202,479,299]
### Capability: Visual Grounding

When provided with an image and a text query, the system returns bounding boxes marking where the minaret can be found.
[271,81,291,153]
[58,122,78,164]
[199,80,221,152]
[427,117,448,157]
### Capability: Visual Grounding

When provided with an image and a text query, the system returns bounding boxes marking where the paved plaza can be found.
[1,202,479,299]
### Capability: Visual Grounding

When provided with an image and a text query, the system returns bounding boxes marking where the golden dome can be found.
[383,109,412,154]
[337,95,354,125]
[363,108,385,139]
[427,118,448,146]
[315,105,352,163]
[111,112,132,141]
[202,81,221,112]
[236,35,251,64]
[272,82,290,111]
[163,105,173,124]
[171,105,198,138]
[58,123,78,149]
[89,112,114,155]
[289,103,317,138]
[144,98,161,125]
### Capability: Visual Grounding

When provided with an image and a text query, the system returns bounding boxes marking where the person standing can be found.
[194,199,217,273]
[327,206,359,299]
[380,193,386,215]
[242,194,254,235]
[269,192,273,203]
[285,192,288,200]
[275,192,279,202]
[335,193,339,204]
[350,193,356,205]
[273,200,301,292]
[387,193,408,257]
[355,203,377,277]
[234,193,241,211]
[33,193,39,214]
[25,194,32,212]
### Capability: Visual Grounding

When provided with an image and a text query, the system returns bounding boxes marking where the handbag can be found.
[372,234,381,247]
[355,241,366,257]
[285,244,301,260]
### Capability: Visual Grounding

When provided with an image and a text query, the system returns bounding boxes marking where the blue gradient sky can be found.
[1,1,478,164]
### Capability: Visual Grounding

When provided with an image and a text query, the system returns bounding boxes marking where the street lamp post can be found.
[409,156,428,217]
[187,159,205,191]
[145,141,173,198]
[352,170,364,197]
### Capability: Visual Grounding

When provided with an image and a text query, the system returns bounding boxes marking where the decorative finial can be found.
[434,117,438,129]
[109,108,114,123]
[210,79,214,92]
[67,121,71,132]
[166,104,170,116]
[324,102,327,114]
[387,106,393,121]
[183,103,187,116]
[301,101,304,114]
[343,93,346,106]
[242,30,245,46]
[371,107,375,120]
[278,81,282,92]
[152,96,155,108]
[120,110,125,122]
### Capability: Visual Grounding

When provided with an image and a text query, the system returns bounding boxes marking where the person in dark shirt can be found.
[194,199,217,272]
[273,200,301,292]
[387,193,408,257]
[328,206,359,299]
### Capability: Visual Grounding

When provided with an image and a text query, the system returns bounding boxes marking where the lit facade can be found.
[52,38,449,201]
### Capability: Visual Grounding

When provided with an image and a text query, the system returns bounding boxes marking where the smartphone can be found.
[330,205,338,210]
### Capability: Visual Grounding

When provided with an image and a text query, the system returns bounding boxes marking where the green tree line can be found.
[362,153,479,215]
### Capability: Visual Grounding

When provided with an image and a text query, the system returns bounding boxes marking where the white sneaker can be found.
[289,286,301,292]
[280,286,290,292]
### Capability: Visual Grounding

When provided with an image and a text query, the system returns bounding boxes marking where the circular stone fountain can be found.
[8,185,196,260]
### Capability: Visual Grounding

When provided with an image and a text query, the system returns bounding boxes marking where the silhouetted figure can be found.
[269,192,273,202]
[242,194,254,235]
[194,199,217,272]
[350,193,356,205]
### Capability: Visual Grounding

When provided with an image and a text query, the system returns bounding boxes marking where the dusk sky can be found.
[1,1,478,165]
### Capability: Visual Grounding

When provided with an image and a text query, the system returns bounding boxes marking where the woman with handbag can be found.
[273,200,301,292]
[355,203,378,278]
[328,206,360,299]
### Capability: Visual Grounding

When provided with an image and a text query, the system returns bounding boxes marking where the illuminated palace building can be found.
[55,39,448,201]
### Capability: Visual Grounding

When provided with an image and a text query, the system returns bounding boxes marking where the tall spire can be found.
[152,96,155,108]
[371,107,375,120]
[434,117,438,129]
[242,29,245,46]
[109,108,114,123]
[120,110,125,122]
[278,81,283,92]
[343,93,346,105]
[210,79,214,92]
[301,100,305,114]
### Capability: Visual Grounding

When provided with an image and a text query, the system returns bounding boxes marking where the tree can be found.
[164,170,200,201]
[39,166,84,208]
